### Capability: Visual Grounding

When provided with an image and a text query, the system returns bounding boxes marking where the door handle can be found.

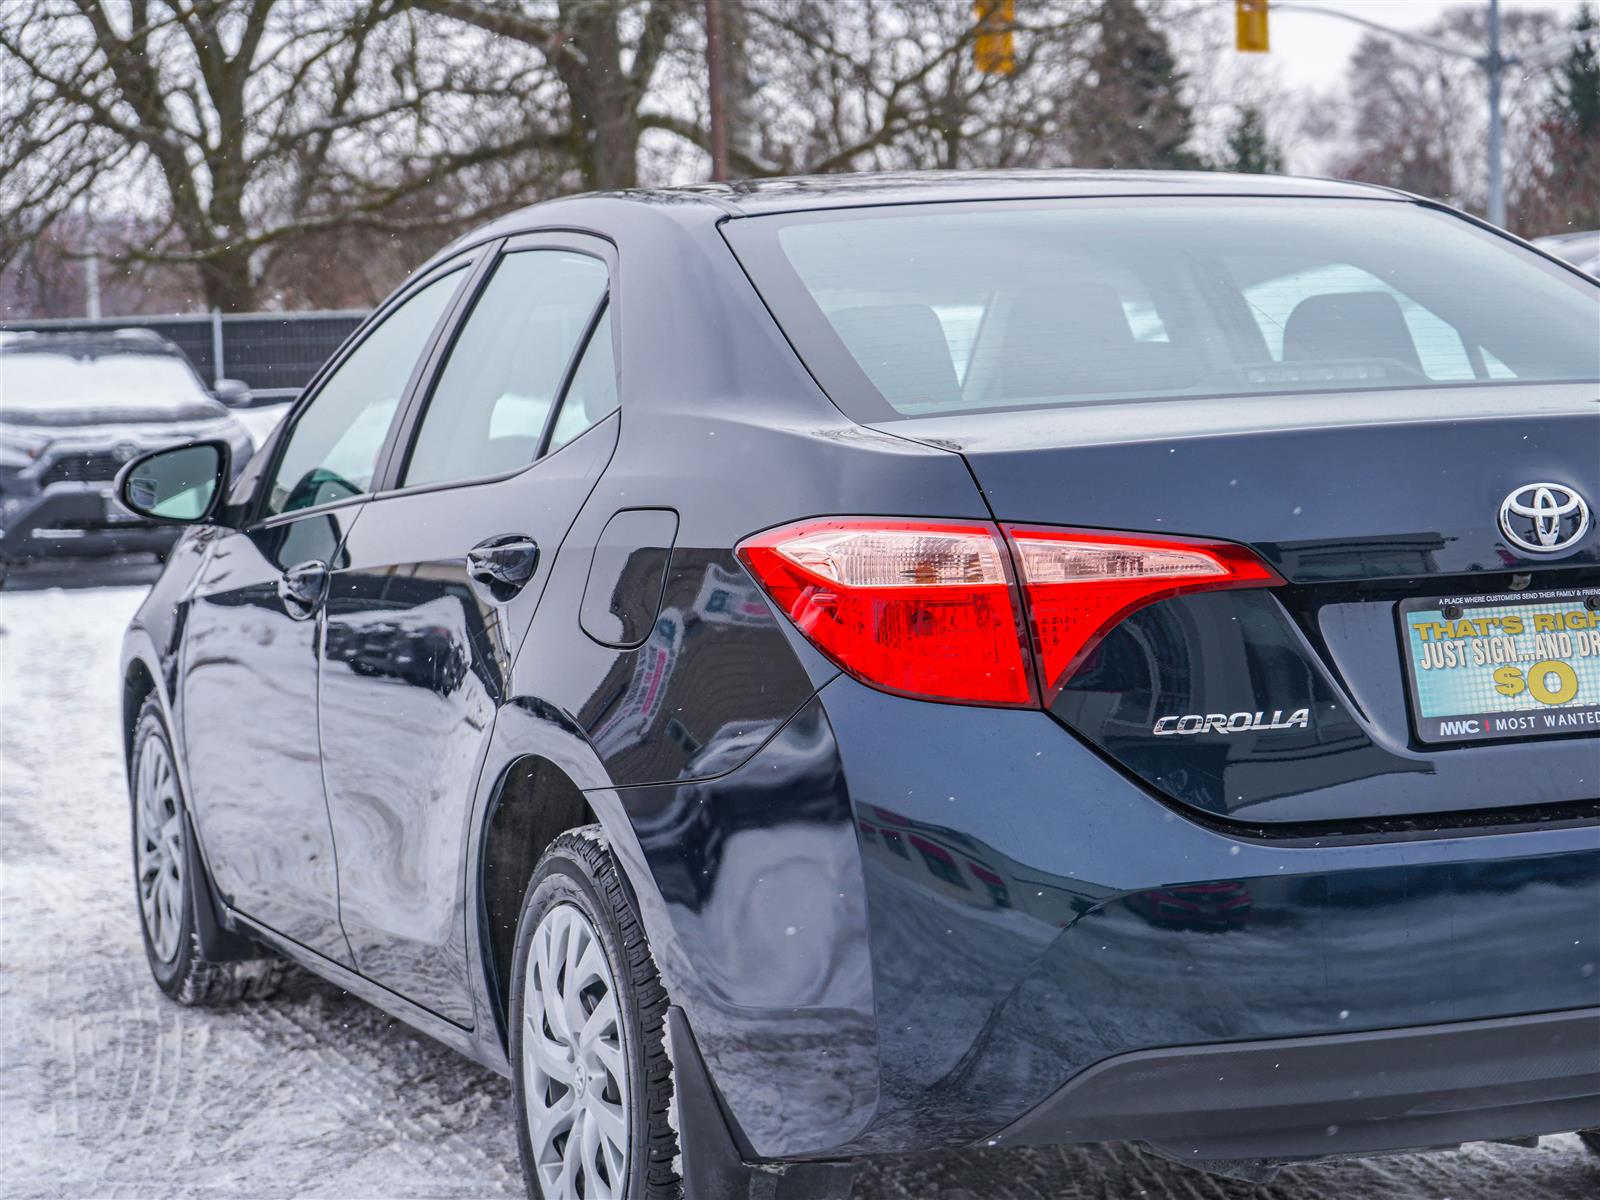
[278,559,329,619]
[467,535,540,603]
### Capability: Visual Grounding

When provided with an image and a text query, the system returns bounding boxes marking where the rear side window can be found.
[545,307,617,455]
[723,198,1599,421]
[403,250,608,487]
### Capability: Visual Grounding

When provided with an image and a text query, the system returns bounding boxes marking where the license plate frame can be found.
[1397,587,1600,745]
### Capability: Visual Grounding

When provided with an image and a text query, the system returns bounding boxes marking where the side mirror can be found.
[115,441,231,525]
[212,378,253,407]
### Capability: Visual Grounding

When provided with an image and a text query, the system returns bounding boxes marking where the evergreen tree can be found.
[1526,3,1600,230]
[1067,0,1200,170]
[1551,3,1600,138]
[1218,104,1284,174]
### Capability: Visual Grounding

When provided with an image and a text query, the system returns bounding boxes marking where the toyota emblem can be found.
[1498,483,1590,555]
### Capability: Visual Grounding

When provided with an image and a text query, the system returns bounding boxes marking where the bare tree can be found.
[0,0,562,311]
[676,0,1095,178]
[1331,7,1561,225]
[0,215,200,318]
[410,0,692,191]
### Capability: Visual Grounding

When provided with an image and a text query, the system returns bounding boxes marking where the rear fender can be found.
[468,690,880,1160]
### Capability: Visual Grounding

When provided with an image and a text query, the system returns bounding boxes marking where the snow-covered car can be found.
[0,328,255,572]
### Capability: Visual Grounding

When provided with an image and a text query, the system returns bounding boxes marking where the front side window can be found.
[265,268,464,516]
[723,198,1599,421]
[403,250,608,488]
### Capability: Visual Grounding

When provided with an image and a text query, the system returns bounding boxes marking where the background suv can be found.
[0,328,254,575]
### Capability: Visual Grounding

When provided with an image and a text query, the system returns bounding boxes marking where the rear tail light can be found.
[1006,527,1281,696]
[738,518,1281,707]
[736,520,1035,705]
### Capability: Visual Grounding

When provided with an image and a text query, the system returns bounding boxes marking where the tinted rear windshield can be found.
[722,197,1600,421]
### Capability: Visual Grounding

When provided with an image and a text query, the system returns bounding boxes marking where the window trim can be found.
[537,297,615,460]
[371,232,618,500]
[247,251,485,530]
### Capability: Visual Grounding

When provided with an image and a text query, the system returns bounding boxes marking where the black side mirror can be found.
[115,440,231,525]
[212,378,253,407]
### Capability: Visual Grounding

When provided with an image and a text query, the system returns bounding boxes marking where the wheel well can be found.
[479,755,598,1040]
[123,660,158,764]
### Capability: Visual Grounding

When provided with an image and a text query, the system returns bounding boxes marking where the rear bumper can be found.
[626,674,1600,1162]
[0,486,178,562]
[991,1007,1600,1163]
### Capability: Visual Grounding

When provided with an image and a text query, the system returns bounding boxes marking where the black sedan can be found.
[113,171,1600,1200]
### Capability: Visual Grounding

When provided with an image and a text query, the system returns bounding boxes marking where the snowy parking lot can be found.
[2,579,1596,1200]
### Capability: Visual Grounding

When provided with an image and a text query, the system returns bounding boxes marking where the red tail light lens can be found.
[736,519,1035,705]
[1006,527,1281,697]
[737,518,1280,707]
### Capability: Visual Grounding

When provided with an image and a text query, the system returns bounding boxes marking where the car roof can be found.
[466,168,1405,237]
[674,168,1403,213]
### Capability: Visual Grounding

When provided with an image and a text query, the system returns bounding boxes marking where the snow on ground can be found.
[1,579,1596,1199]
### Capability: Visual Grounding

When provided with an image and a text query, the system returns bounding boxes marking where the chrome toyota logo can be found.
[1498,483,1590,555]
[112,441,140,463]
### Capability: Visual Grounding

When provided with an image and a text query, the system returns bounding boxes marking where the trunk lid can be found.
[879,383,1600,825]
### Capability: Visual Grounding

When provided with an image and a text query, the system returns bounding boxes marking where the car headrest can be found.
[827,304,961,408]
[1282,291,1423,374]
[999,282,1137,399]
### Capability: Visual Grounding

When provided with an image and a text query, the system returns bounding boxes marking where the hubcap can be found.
[523,903,630,1199]
[134,731,184,964]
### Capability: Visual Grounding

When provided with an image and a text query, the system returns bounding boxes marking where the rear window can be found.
[722,197,1599,421]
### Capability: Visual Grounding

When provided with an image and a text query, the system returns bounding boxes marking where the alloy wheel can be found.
[134,729,185,964]
[523,902,631,1199]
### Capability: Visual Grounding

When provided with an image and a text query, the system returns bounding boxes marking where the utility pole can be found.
[83,252,101,321]
[1485,0,1505,228]
[705,0,729,181]
[1245,1,1592,229]
[80,193,101,319]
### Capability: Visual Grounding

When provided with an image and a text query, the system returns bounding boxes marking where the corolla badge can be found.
[1153,709,1310,736]
[1498,483,1589,555]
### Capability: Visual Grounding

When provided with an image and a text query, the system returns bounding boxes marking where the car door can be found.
[180,261,472,962]
[319,236,620,1023]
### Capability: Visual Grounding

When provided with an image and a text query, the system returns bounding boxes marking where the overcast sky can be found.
[1265,0,1578,90]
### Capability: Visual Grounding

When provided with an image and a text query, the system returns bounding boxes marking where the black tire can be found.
[129,694,286,1006]
[510,827,680,1200]
[1579,1129,1600,1156]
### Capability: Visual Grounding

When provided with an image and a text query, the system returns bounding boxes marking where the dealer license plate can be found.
[1399,588,1600,744]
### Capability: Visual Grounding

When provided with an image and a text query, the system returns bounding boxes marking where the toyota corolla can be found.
[114,171,1600,1199]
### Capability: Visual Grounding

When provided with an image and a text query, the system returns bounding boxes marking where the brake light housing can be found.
[1004,526,1282,697]
[736,519,1036,706]
[737,518,1282,708]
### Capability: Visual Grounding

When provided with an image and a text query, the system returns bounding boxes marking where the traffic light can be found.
[1236,0,1270,53]
[975,0,1016,76]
